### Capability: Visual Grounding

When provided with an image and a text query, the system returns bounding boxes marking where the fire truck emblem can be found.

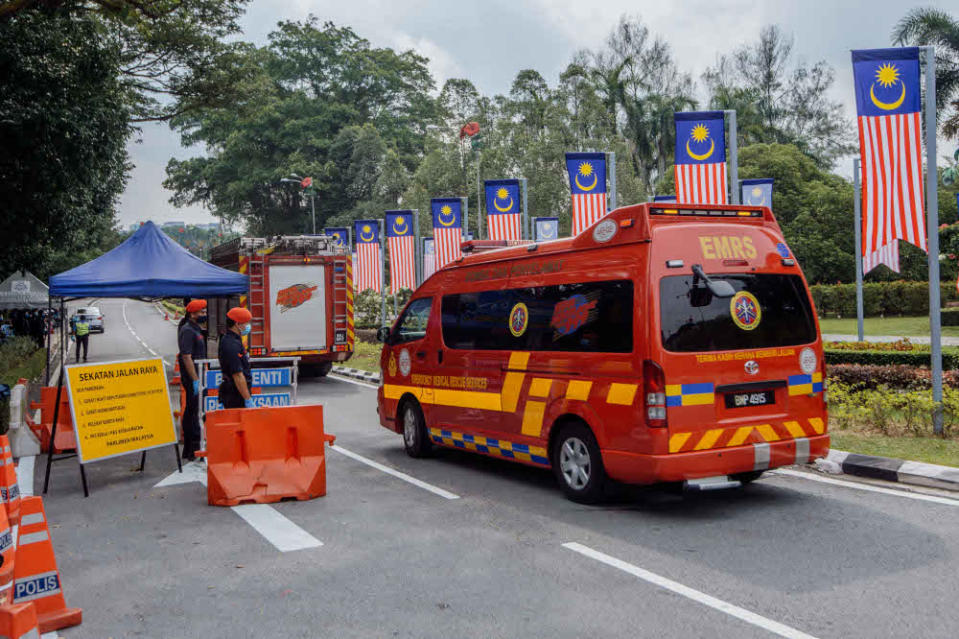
[509,302,529,338]
[551,293,598,337]
[388,352,397,377]
[276,283,318,312]
[399,349,411,376]
[730,291,761,331]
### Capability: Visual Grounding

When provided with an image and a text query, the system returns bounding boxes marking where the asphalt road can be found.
[29,299,959,638]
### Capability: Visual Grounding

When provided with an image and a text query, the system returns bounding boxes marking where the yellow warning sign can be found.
[65,357,177,463]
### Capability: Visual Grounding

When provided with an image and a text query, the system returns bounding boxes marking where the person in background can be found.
[217,307,254,409]
[71,312,90,363]
[177,299,208,460]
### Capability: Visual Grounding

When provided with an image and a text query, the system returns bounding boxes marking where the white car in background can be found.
[73,306,104,333]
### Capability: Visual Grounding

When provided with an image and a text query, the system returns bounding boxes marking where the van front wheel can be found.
[552,423,606,504]
[401,401,432,458]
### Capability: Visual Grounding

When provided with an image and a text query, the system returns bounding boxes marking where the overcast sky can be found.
[117,0,953,227]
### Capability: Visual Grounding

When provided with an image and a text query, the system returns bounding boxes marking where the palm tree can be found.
[894,8,959,138]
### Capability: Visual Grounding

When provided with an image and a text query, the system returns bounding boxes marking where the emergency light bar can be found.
[650,208,762,218]
[461,239,535,254]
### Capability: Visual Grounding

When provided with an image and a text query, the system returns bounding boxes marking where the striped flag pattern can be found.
[565,152,608,236]
[852,47,926,257]
[423,238,436,279]
[485,179,522,240]
[862,240,900,274]
[385,210,416,291]
[674,111,728,205]
[353,220,382,293]
[431,198,463,270]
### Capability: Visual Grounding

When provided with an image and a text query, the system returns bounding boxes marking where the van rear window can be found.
[659,273,816,352]
[442,280,633,352]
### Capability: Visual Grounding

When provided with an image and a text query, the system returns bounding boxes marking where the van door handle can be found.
[416,351,426,359]
[437,350,444,364]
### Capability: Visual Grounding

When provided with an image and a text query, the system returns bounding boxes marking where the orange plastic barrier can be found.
[27,388,75,454]
[196,405,335,507]
[0,500,15,606]
[0,603,40,639]
[0,436,20,526]
[13,497,81,633]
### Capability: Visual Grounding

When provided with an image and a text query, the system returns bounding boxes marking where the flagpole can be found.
[607,152,616,211]
[531,216,539,241]
[521,178,529,240]
[725,110,739,205]
[379,219,386,329]
[922,46,944,434]
[477,154,484,240]
[853,158,865,342]
[462,197,469,242]
[413,209,421,288]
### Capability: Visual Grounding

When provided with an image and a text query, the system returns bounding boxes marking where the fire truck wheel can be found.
[551,422,606,504]
[401,400,433,458]
[300,362,333,378]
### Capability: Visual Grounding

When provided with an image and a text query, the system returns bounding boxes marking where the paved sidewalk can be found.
[823,333,959,346]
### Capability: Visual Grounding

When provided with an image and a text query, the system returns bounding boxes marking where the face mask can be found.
[241,324,252,337]
[197,315,208,325]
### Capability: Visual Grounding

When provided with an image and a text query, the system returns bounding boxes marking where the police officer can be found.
[178,299,208,460]
[71,313,90,363]
[218,307,254,409]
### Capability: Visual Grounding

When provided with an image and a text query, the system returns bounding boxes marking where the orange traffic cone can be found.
[0,603,39,639]
[0,436,21,526]
[13,497,81,633]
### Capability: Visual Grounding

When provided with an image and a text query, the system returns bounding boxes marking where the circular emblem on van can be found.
[388,352,397,377]
[399,348,412,377]
[799,347,816,375]
[509,302,529,337]
[592,219,617,243]
[744,360,759,375]
[730,291,761,331]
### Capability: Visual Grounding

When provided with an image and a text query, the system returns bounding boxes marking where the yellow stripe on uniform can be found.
[669,432,692,453]
[693,428,723,451]
[606,383,638,405]
[521,400,546,437]
[565,380,592,401]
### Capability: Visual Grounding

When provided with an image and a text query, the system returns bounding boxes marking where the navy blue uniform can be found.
[177,320,206,457]
[218,331,251,409]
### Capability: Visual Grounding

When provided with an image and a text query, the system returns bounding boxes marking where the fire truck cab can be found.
[376,203,828,502]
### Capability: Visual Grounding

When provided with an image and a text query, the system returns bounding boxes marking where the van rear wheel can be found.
[401,401,432,458]
[552,423,606,504]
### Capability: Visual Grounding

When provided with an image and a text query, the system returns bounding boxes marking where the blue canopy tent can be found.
[45,221,248,496]
[50,221,247,298]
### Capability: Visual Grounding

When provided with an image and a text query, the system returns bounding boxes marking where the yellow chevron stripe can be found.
[726,426,753,447]
[669,432,692,453]
[783,420,806,439]
[755,424,780,442]
[693,428,723,451]
[521,400,546,437]
[808,417,825,434]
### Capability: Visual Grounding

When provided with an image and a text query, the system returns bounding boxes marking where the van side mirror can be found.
[707,279,736,298]
[376,326,391,343]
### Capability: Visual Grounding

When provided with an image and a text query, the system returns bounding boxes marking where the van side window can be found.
[393,297,432,344]
[441,280,633,353]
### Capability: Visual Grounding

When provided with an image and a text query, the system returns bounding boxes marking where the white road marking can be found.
[769,468,959,507]
[563,542,820,639]
[16,455,35,497]
[230,504,323,552]
[329,373,379,389]
[154,464,323,552]
[330,445,460,500]
[122,300,172,368]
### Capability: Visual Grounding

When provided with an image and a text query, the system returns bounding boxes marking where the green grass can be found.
[0,347,48,387]
[818,315,959,338]
[336,341,382,373]
[830,430,959,468]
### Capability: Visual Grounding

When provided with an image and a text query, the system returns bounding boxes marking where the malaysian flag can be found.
[534,217,559,241]
[324,227,349,251]
[385,210,416,291]
[423,237,436,279]
[674,111,728,205]
[741,179,773,207]
[484,179,522,240]
[353,220,382,292]
[431,198,463,269]
[852,47,925,257]
[863,240,900,274]
[565,152,607,235]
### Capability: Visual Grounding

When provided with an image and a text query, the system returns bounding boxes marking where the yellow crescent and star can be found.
[749,186,765,205]
[870,62,905,111]
[392,215,408,236]
[438,204,456,227]
[493,187,514,212]
[574,162,598,191]
[686,123,715,161]
[360,224,374,242]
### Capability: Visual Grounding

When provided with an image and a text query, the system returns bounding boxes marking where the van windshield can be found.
[659,273,816,352]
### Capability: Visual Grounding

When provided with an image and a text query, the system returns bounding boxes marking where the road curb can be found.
[818,449,959,492]
[332,366,381,384]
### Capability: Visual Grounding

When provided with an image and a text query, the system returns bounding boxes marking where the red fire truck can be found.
[376,203,827,502]
[209,235,354,376]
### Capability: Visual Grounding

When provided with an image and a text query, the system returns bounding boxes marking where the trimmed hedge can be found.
[824,347,959,369]
[943,308,959,327]
[810,281,959,317]
[827,363,959,390]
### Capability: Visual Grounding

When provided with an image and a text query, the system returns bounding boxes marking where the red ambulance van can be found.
[376,203,828,502]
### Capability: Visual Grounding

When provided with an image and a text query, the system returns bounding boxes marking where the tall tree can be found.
[893,8,959,138]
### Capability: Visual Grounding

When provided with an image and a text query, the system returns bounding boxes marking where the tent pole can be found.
[44,296,52,384]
